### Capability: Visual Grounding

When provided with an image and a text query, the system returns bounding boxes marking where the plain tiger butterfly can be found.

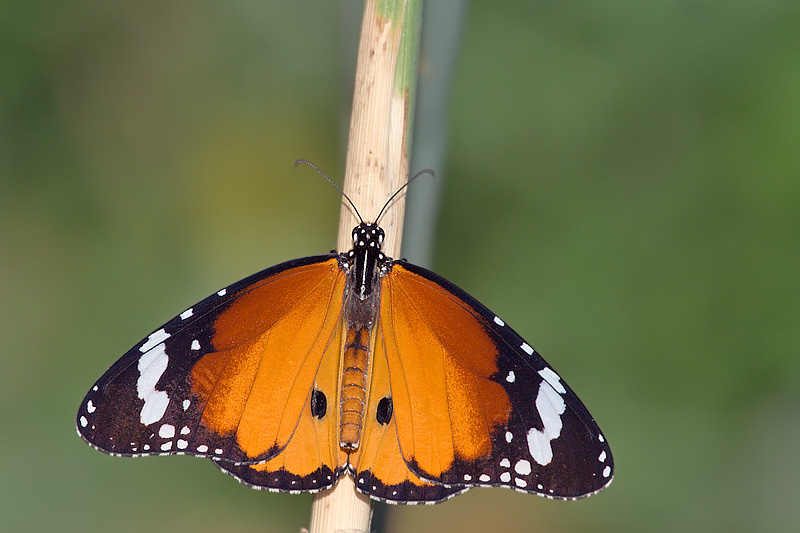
[77,167,613,504]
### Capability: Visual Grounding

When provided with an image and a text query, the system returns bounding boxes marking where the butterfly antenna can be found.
[295,159,363,224]
[374,168,435,224]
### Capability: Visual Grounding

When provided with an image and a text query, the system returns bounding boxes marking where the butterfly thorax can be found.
[337,223,392,450]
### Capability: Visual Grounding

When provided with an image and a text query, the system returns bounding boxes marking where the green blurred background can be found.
[2,1,799,531]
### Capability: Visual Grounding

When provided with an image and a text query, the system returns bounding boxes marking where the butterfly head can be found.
[351,223,385,254]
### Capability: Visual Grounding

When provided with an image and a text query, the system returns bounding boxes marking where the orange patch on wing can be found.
[379,265,511,477]
[244,340,341,479]
[190,259,346,460]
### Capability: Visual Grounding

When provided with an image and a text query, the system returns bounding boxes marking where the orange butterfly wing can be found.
[354,262,613,501]
[78,255,346,483]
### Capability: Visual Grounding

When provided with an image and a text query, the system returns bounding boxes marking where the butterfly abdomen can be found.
[339,327,370,449]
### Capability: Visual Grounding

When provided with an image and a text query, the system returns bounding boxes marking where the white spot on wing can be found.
[506,370,515,383]
[500,458,511,468]
[160,441,173,451]
[505,431,513,443]
[538,367,566,394]
[493,316,505,327]
[217,289,227,296]
[140,329,170,353]
[514,459,532,476]
[500,472,511,483]
[190,340,200,351]
[182,399,190,410]
[603,465,612,478]
[526,381,566,466]
[463,474,472,481]
[197,445,209,453]
[599,450,607,462]
[515,477,527,488]
[159,424,175,439]
[86,400,96,413]
[180,426,190,435]
[177,439,188,450]
[137,343,170,425]
[521,343,534,355]
[180,308,193,320]
[79,416,88,427]
[479,474,491,483]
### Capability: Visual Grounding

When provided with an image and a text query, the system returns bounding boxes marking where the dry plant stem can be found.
[308,0,422,532]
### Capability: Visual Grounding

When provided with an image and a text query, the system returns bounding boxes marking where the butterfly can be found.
[77,171,613,504]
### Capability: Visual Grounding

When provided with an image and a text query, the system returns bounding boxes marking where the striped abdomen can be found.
[339,327,370,449]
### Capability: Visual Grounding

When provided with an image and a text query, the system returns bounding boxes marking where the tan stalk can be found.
[308,0,423,532]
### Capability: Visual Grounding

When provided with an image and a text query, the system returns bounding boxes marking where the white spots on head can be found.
[177,439,188,450]
[182,399,190,411]
[190,340,201,351]
[526,380,566,466]
[599,450,607,462]
[217,288,227,297]
[463,474,472,481]
[493,316,505,327]
[505,370,515,383]
[514,477,527,488]
[197,445,209,453]
[140,329,171,353]
[521,342,534,356]
[180,426,190,435]
[479,474,491,483]
[538,367,566,394]
[86,400,96,413]
[500,472,511,483]
[180,308,193,320]
[160,441,173,451]
[603,465,612,478]
[499,458,511,468]
[137,343,170,425]
[79,416,88,428]
[214,448,223,455]
[505,431,513,443]
[514,459,532,476]
[159,424,175,439]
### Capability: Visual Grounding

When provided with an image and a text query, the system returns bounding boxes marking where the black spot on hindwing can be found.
[376,396,393,425]
[311,389,327,419]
